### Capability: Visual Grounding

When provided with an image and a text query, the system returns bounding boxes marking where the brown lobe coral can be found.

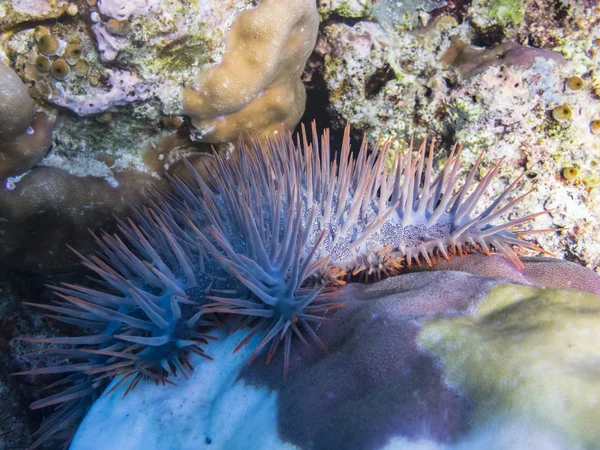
[0,60,35,141]
[0,60,53,180]
[182,0,318,143]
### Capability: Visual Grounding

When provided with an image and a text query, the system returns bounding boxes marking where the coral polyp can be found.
[16,123,552,448]
[566,76,584,91]
[34,55,52,73]
[37,34,60,56]
[552,104,572,122]
[50,59,70,81]
[64,44,83,65]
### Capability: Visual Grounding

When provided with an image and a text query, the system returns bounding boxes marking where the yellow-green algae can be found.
[319,0,371,19]
[472,0,525,28]
[418,283,600,448]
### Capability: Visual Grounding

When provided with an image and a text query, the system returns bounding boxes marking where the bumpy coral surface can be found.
[183,0,319,143]
[0,58,34,139]
[0,60,52,180]
[71,268,600,450]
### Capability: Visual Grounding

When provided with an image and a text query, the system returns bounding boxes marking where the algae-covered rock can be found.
[469,0,525,29]
[372,0,448,30]
[319,0,372,20]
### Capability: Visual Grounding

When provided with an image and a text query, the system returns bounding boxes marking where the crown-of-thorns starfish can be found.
[184,121,554,377]
[14,122,557,448]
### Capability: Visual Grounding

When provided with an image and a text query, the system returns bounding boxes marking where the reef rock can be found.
[72,262,600,450]
[317,2,600,270]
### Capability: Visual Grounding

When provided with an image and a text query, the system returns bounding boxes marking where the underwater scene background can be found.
[1,0,599,449]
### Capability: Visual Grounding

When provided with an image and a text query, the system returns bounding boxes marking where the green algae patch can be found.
[418,283,600,447]
[336,0,371,18]
[473,0,524,27]
[153,41,212,73]
[488,0,524,26]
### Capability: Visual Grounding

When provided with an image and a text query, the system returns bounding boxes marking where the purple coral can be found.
[16,123,553,448]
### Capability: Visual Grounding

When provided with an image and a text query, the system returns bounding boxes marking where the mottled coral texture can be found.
[73,261,600,450]
[316,2,600,269]
[183,0,319,142]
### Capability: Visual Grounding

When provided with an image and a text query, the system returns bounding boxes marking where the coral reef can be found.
[468,0,525,30]
[13,124,561,447]
[316,1,600,270]
[3,1,600,448]
[444,39,566,78]
[0,112,53,179]
[71,268,600,450]
[0,272,70,450]
[318,0,372,20]
[373,0,448,30]
[0,167,165,272]
[0,60,53,180]
[183,0,318,143]
[0,58,34,139]
[0,0,318,272]
[413,253,600,294]
[0,0,78,30]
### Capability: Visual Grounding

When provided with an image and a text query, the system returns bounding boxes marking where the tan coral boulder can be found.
[183,0,319,143]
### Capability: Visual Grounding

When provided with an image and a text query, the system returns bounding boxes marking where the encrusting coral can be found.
[182,0,319,143]
[442,39,566,79]
[15,123,558,448]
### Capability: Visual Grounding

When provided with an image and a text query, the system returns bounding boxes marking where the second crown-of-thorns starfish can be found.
[15,122,558,448]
